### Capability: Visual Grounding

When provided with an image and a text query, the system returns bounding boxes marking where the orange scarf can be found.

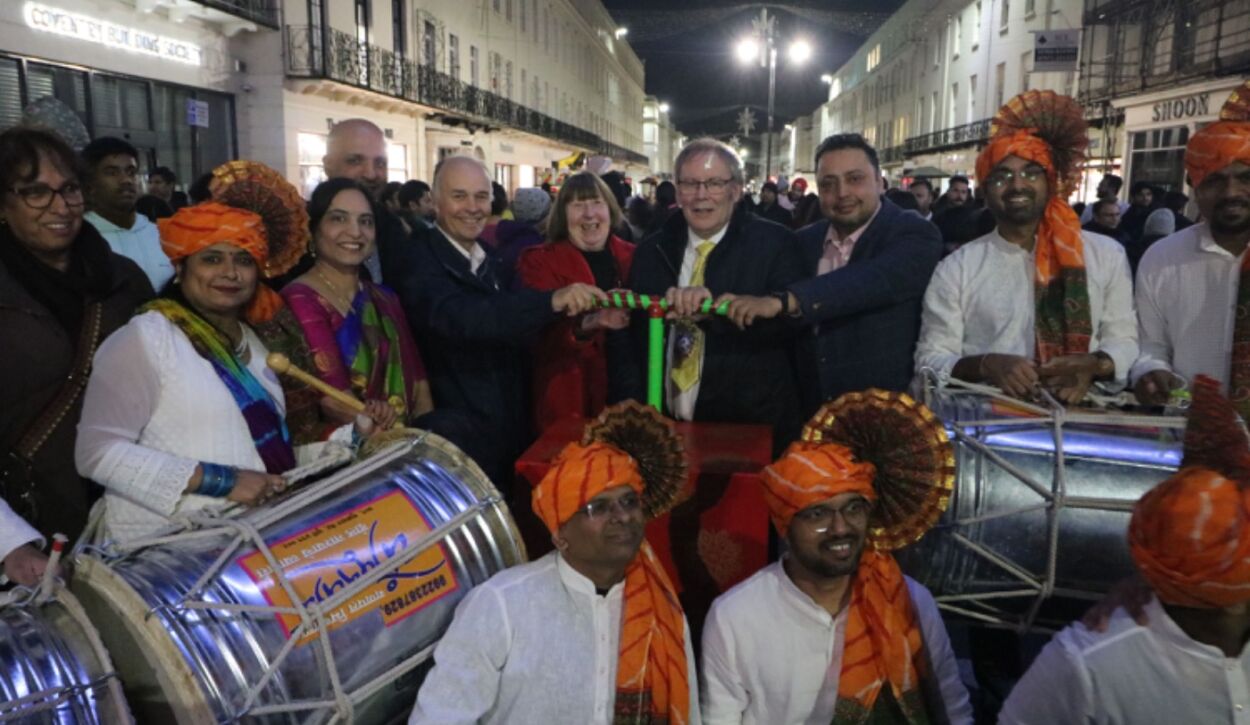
[761,443,931,723]
[533,442,690,724]
[975,130,1092,364]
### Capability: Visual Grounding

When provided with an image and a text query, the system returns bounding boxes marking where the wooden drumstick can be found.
[266,352,366,413]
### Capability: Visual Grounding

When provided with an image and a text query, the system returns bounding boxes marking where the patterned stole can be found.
[1230,254,1250,421]
[1033,198,1093,364]
[145,299,296,473]
[335,283,412,420]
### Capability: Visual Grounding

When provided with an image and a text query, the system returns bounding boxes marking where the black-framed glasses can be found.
[793,497,872,527]
[986,167,1046,188]
[7,182,86,210]
[577,492,643,521]
[676,178,734,195]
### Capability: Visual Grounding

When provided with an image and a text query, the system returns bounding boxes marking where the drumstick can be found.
[266,352,366,413]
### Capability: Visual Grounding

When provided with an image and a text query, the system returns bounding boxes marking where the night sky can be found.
[601,1,904,143]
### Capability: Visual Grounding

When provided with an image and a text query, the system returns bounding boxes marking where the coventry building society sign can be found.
[24,2,203,67]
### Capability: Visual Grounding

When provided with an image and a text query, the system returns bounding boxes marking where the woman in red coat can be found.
[517,172,635,431]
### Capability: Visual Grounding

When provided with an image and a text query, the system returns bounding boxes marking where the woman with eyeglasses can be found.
[0,127,154,551]
[516,172,634,431]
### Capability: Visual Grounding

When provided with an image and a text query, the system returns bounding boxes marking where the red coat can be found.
[516,236,635,431]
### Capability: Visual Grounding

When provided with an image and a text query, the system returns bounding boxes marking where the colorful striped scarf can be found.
[335,284,413,420]
[145,298,296,474]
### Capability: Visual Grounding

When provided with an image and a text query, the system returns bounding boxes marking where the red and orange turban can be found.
[158,202,283,323]
[532,442,689,724]
[759,441,877,536]
[1186,120,1250,189]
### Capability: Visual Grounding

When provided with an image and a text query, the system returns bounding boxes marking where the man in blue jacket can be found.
[717,133,943,413]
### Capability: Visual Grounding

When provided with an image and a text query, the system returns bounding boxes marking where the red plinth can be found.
[515,415,774,637]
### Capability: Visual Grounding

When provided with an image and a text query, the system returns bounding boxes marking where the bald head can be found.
[324,118,387,197]
[432,156,492,247]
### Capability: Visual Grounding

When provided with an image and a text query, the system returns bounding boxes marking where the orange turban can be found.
[759,442,877,536]
[532,441,689,724]
[158,202,283,323]
[1185,120,1250,189]
[1129,467,1250,609]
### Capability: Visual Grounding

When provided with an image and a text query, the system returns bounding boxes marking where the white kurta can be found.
[75,310,287,543]
[0,497,42,564]
[700,561,972,725]
[1000,597,1250,724]
[410,550,701,725]
[1130,223,1242,390]
[915,229,1138,388]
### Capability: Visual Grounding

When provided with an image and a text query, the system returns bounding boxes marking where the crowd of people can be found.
[1,81,1249,723]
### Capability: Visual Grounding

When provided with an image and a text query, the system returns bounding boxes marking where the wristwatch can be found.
[768,291,791,316]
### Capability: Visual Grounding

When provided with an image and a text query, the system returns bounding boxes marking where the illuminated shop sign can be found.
[24,2,203,67]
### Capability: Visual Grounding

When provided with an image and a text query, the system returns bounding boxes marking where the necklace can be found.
[314,265,358,313]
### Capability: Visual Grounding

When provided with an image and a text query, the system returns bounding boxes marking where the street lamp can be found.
[736,9,811,181]
[658,102,670,114]
[614,27,628,39]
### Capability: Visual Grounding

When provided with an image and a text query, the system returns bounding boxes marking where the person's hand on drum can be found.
[1134,370,1185,407]
[227,470,288,507]
[1039,352,1114,405]
[979,354,1039,399]
[354,399,398,438]
[1081,574,1152,631]
[2,543,60,588]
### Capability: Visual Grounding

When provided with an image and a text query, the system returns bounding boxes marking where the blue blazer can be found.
[788,198,943,413]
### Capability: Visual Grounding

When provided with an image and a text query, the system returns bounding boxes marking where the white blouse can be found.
[76,311,288,543]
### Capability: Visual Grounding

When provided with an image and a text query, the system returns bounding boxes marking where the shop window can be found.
[1130,126,1190,192]
[0,58,20,130]
[26,63,88,127]
[387,141,408,182]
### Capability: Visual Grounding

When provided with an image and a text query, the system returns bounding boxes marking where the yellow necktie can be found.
[671,241,716,393]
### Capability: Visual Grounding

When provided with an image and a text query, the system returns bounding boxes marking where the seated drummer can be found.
[1001,376,1250,723]
[409,434,699,724]
[914,92,1137,404]
[700,414,971,724]
[75,201,394,543]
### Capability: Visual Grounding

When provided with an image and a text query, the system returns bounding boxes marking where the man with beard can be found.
[1131,86,1250,414]
[915,92,1137,404]
[700,436,971,723]
[411,438,698,724]
[1118,181,1156,242]
[909,178,936,221]
[82,137,174,291]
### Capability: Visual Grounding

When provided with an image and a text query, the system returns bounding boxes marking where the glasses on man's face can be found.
[792,498,872,528]
[577,492,643,521]
[986,167,1046,189]
[676,178,734,195]
[8,182,86,210]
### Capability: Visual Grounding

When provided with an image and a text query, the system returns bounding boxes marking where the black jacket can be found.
[618,208,806,450]
[788,198,943,413]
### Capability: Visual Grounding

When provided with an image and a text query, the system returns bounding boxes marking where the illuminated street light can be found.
[735,38,760,65]
[658,102,670,113]
[615,27,628,39]
[734,9,813,180]
[820,73,834,84]
[788,39,812,65]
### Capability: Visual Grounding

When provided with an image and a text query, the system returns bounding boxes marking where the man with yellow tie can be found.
[616,138,807,452]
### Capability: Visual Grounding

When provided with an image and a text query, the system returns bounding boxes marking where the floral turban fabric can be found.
[532,442,690,724]
[158,202,283,323]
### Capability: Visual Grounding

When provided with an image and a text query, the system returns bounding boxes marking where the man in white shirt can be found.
[702,436,972,724]
[1,498,52,587]
[916,92,1137,404]
[81,137,175,291]
[1001,377,1250,724]
[1132,110,1250,411]
[411,436,698,724]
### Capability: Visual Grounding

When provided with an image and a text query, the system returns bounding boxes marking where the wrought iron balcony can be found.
[189,0,278,28]
[904,118,992,155]
[284,25,648,166]
[880,145,904,164]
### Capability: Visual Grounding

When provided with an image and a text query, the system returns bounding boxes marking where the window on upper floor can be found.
[422,20,436,67]
[867,44,881,72]
[975,1,982,37]
[506,0,513,23]
[492,0,501,12]
[1025,0,1036,16]
[392,0,405,59]
[470,45,479,87]
[449,35,460,78]
[954,15,962,57]
[520,0,526,31]
[1001,0,1011,30]
[994,62,1005,109]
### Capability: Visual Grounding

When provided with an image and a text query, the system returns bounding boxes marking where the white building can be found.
[642,95,684,178]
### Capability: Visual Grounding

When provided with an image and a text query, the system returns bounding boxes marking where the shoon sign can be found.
[1152,93,1211,123]
[24,2,203,67]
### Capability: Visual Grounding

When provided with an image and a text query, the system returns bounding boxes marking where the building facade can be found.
[642,95,684,178]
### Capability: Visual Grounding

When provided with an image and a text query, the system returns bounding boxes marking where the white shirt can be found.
[915,229,1139,387]
[85,211,174,291]
[1000,597,1250,725]
[75,311,285,543]
[437,225,487,276]
[411,550,700,725]
[0,498,42,565]
[1130,223,1242,390]
[700,561,972,725]
[667,223,730,421]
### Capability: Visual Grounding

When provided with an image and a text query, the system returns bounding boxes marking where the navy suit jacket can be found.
[788,198,943,413]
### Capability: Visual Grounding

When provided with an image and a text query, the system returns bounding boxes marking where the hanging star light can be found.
[737,107,757,137]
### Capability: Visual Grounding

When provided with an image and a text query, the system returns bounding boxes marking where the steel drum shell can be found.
[896,389,1182,626]
[70,433,525,724]
[0,587,132,724]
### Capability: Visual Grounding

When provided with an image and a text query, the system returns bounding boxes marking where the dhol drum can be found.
[896,378,1185,630]
[70,432,526,724]
[0,584,132,724]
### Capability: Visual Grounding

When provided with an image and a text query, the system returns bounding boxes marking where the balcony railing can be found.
[880,145,904,164]
[284,25,648,166]
[190,0,279,28]
[904,118,992,155]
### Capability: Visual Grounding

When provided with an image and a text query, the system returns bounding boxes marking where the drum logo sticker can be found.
[237,490,459,641]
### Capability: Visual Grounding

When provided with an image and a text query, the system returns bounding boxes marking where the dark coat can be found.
[390,225,557,465]
[788,198,943,414]
[0,225,153,541]
[619,208,806,449]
